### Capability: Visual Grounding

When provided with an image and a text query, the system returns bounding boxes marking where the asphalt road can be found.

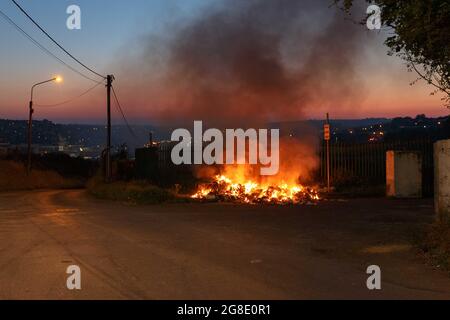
[0,190,449,300]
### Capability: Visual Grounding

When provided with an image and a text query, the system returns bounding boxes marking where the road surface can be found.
[0,190,449,299]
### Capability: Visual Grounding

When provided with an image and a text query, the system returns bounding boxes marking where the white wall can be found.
[434,140,450,220]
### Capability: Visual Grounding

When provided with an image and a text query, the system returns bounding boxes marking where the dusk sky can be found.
[0,0,448,125]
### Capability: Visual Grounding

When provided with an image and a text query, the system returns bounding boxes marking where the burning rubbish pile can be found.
[192,175,319,205]
[190,137,321,205]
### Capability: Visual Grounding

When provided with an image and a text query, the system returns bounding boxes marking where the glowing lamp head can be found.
[55,76,63,83]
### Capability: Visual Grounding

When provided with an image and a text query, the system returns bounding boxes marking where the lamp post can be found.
[27,76,62,175]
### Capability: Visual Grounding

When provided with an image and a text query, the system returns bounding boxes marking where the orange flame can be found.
[192,174,319,205]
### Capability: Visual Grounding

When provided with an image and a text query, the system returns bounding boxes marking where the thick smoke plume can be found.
[120,0,367,126]
[117,0,370,183]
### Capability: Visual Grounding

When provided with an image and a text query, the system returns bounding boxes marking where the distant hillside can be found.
[0,119,165,153]
[1,117,446,156]
[0,117,393,147]
[271,118,391,130]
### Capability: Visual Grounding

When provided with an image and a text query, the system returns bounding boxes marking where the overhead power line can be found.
[0,9,99,83]
[111,85,138,139]
[34,81,104,108]
[7,0,114,182]
[10,0,106,80]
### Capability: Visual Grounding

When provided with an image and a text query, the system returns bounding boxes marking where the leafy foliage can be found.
[337,0,450,108]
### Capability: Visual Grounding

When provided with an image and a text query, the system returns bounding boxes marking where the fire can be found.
[192,174,319,205]
[191,138,320,205]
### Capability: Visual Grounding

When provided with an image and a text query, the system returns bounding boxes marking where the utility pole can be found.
[105,75,114,182]
[27,100,34,175]
[325,113,331,193]
[27,77,61,175]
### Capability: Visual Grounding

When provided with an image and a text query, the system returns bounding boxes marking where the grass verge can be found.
[0,160,83,192]
[87,176,183,205]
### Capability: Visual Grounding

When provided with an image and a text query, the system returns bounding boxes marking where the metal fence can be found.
[135,143,196,186]
[137,138,436,195]
[319,138,435,196]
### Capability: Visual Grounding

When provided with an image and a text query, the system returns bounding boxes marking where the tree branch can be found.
[410,60,450,95]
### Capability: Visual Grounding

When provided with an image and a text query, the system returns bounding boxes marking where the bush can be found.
[0,160,83,192]
[87,176,180,205]
[4,152,98,179]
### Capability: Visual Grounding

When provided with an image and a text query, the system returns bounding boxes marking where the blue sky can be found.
[0,0,209,72]
[0,0,212,122]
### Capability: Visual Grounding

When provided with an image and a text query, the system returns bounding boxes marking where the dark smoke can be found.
[119,0,368,126]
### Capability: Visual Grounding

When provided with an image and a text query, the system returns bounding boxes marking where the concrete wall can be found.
[434,139,450,220]
[386,151,422,198]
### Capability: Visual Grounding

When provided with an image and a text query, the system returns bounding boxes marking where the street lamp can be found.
[27,76,62,174]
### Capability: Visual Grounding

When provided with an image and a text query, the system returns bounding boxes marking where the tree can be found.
[337,0,450,108]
